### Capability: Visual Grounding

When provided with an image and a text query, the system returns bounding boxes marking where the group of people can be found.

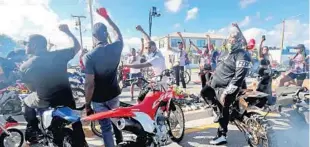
[0,6,308,147]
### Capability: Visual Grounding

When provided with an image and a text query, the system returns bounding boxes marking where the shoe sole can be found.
[210,141,227,145]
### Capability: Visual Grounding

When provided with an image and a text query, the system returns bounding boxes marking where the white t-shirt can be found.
[146,50,166,76]
[128,56,141,74]
[171,49,186,66]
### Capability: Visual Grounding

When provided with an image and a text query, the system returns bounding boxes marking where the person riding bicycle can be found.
[20,24,88,146]
[123,25,166,103]
[200,23,251,145]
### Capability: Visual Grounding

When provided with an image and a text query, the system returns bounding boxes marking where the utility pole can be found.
[72,15,86,49]
[280,14,302,50]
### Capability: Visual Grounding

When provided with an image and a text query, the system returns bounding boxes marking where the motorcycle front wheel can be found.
[0,128,24,147]
[167,102,185,143]
[245,113,277,147]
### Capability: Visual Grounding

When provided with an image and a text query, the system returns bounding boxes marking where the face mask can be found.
[225,43,232,52]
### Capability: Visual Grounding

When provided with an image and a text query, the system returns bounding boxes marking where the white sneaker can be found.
[209,136,227,145]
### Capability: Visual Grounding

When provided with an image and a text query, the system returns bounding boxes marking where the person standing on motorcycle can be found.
[20,24,88,146]
[168,32,187,90]
[190,35,213,88]
[200,23,251,145]
[128,48,143,100]
[83,8,123,147]
[123,25,166,102]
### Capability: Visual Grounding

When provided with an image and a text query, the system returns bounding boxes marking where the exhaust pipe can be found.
[114,118,145,135]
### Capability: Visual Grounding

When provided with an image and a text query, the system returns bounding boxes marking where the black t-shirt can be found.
[258,68,271,85]
[20,49,75,102]
[84,41,123,102]
[0,57,16,79]
[7,50,27,63]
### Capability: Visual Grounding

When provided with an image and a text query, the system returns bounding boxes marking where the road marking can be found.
[185,123,219,134]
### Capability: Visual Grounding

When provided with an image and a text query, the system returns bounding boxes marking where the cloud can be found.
[186,7,199,21]
[0,0,80,49]
[165,0,183,13]
[240,0,257,8]
[174,23,181,28]
[209,19,309,49]
[239,16,251,27]
[265,16,273,21]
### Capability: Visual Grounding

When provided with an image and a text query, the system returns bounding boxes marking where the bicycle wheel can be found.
[183,71,191,84]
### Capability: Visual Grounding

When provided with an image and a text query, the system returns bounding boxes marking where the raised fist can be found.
[96,7,109,19]
[136,25,143,31]
[177,32,182,35]
[59,24,70,33]
[232,23,238,27]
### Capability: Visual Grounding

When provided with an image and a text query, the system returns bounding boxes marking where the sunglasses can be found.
[19,40,29,46]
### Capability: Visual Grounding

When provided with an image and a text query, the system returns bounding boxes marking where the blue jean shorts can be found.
[130,72,143,79]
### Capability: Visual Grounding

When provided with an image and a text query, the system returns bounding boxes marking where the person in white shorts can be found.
[128,48,143,100]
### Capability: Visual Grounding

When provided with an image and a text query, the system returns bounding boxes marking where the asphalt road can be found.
[2,71,309,147]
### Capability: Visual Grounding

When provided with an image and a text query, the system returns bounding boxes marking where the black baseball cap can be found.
[293,44,306,50]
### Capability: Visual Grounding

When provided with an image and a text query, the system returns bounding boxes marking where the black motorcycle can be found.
[225,89,277,147]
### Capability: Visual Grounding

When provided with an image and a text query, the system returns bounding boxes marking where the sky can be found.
[0,0,309,53]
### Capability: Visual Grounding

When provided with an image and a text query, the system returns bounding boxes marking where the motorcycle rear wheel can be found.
[245,113,277,147]
[62,129,74,147]
[167,102,185,143]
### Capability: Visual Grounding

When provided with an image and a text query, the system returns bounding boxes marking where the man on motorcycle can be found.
[20,24,88,146]
[200,23,251,145]
[83,8,123,147]
[123,25,166,102]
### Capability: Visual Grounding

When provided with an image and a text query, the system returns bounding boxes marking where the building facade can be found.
[155,32,226,67]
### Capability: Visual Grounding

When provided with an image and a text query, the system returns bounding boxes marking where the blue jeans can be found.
[92,97,120,147]
[251,59,259,73]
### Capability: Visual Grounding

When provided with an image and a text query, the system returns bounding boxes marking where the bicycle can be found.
[165,69,191,85]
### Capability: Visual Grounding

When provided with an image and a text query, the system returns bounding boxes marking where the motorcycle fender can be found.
[42,109,54,128]
[133,112,155,133]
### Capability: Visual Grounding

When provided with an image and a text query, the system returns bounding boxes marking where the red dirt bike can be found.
[117,62,131,89]
[0,81,26,147]
[0,116,24,147]
[83,70,185,147]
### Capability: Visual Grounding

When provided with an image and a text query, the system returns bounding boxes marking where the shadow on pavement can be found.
[267,109,309,147]
[180,128,248,147]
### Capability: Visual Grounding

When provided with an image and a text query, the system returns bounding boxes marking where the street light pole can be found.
[88,0,95,47]
[280,20,285,50]
[72,15,86,49]
[148,6,161,37]
[280,14,302,50]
